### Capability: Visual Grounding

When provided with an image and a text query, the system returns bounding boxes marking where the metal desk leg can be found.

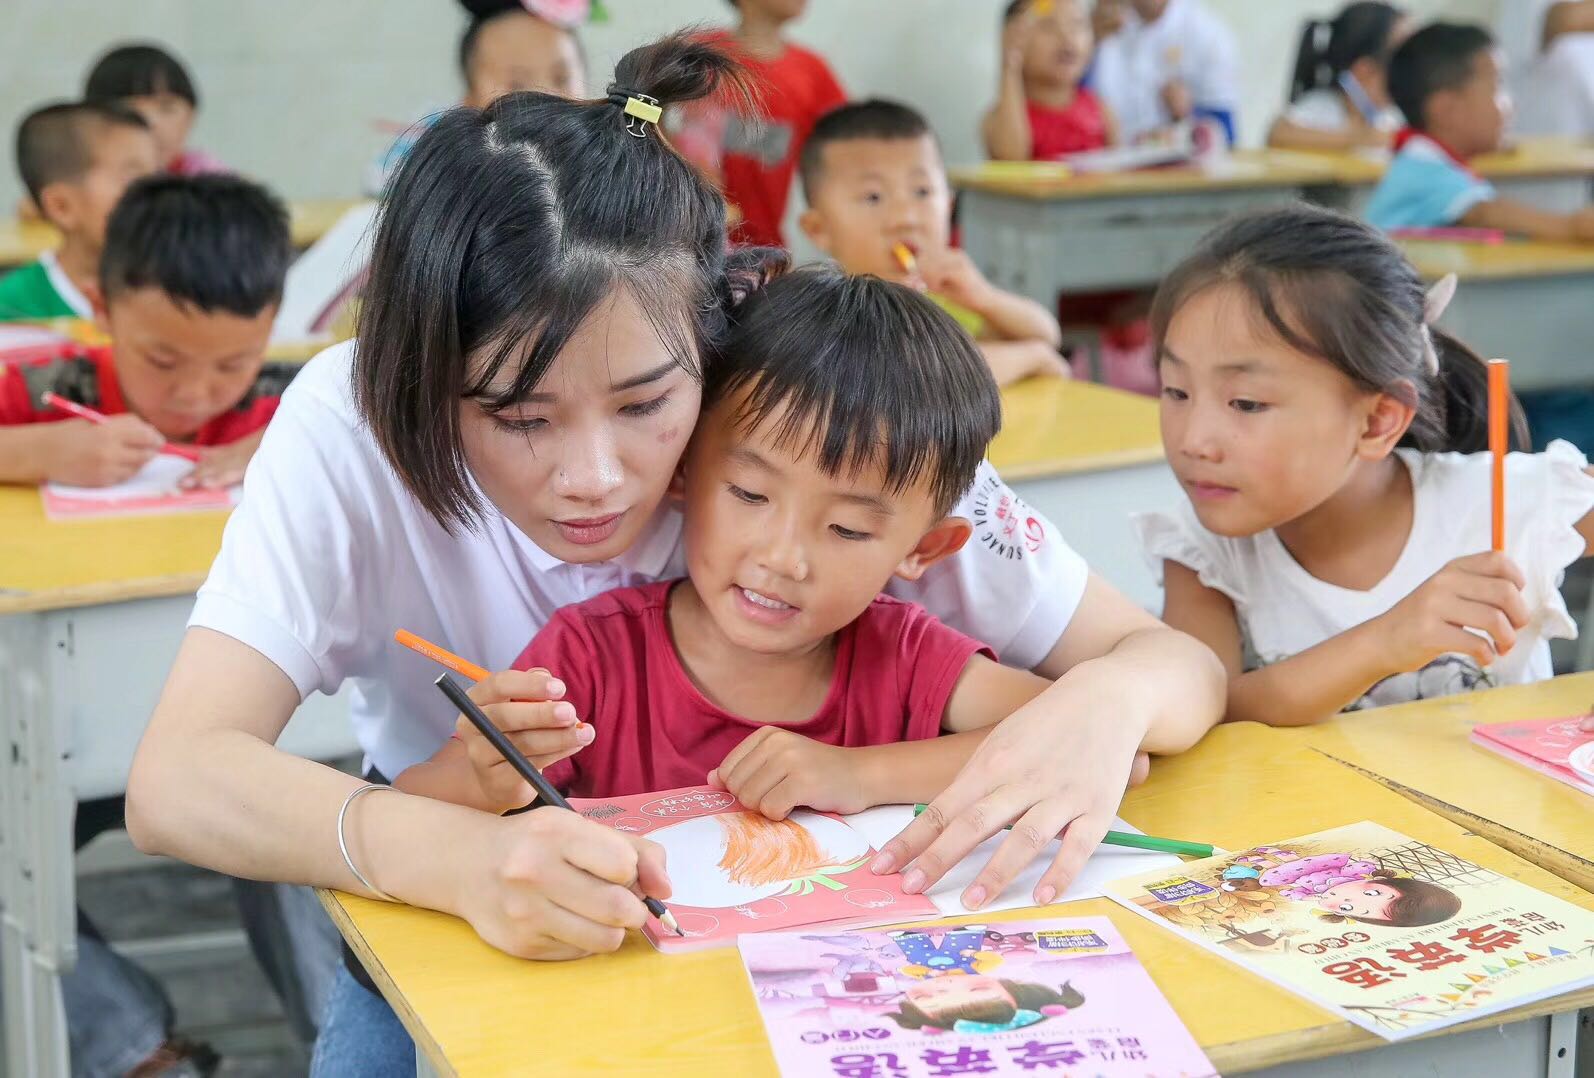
[0,611,72,1078]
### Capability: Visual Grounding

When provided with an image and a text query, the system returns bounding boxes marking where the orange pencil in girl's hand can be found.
[1488,359,1510,552]
[891,241,917,275]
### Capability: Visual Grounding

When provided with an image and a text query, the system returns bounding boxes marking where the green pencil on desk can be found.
[911,804,1214,858]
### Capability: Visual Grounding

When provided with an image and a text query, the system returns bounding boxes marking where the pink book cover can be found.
[738,916,1214,1078]
[1471,716,1594,796]
[567,786,938,953]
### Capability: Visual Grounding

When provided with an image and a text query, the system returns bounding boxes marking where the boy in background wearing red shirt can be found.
[679,0,846,247]
[0,173,294,490]
[984,0,1116,161]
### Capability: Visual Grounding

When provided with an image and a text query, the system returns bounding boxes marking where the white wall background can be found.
[0,0,1503,214]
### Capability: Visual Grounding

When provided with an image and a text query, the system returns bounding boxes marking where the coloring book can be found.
[1104,822,1594,1040]
[738,916,1214,1077]
[569,787,939,952]
[1471,715,1594,796]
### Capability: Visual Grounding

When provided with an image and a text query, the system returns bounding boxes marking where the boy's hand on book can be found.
[179,440,254,490]
[45,416,162,487]
[462,810,670,961]
[708,727,872,819]
[456,669,595,815]
[1372,551,1529,673]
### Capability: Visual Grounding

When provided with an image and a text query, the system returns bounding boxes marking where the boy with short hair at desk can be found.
[0,174,294,489]
[397,267,1203,834]
[0,101,157,321]
[1368,21,1594,240]
[983,0,1115,161]
[797,100,1068,386]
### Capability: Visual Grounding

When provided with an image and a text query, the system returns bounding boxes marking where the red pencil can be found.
[42,392,203,462]
[1488,359,1510,552]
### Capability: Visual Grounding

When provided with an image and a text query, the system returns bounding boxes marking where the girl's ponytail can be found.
[1421,327,1529,453]
[609,29,748,114]
[1289,19,1333,102]
[1287,3,1406,104]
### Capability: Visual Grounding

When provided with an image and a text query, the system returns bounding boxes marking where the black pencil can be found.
[433,673,682,937]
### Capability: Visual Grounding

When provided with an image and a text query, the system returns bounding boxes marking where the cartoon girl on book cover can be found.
[1223,847,1461,927]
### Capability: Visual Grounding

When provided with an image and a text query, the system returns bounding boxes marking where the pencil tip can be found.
[659,910,683,937]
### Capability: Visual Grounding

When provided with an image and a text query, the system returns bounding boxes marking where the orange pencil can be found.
[1488,359,1510,552]
[394,629,490,682]
[891,241,917,275]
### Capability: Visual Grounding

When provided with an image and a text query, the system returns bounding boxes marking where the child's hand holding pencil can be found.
[451,669,595,815]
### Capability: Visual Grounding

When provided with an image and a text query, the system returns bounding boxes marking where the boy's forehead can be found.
[818,134,943,182]
[109,285,275,356]
[707,388,935,510]
[91,122,157,163]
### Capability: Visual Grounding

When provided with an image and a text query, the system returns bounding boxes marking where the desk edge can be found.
[0,572,208,615]
[317,889,456,1078]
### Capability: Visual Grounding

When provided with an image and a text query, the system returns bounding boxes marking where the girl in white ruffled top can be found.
[1135,204,1594,725]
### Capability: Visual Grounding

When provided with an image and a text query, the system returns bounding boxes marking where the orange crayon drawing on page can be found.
[717,813,841,887]
[567,784,938,952]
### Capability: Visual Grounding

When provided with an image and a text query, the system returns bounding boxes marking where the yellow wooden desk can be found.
[321,730,1594,1077]
[950,150,1341,201]
[989,378,1175,610]
[1309,136,1594,188]
[1301,673,1594,895]
[951,151,1339,301]
[0,197,368,268]
[0,482,353,1076]
[1397,238,1594,391]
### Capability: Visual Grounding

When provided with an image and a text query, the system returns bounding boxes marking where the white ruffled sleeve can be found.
[1521,439,1594,640]
[1131,500,1247,606]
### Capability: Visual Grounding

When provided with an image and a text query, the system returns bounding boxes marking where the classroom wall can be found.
[0,0,1500,215]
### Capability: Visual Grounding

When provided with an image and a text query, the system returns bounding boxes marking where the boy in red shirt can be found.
[400,269,1095,814]
[984,0,1116,161]
[0,173,294,489]
[678,0,846,247]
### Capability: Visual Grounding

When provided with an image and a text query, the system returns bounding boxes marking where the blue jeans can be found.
[310,964,414,1077]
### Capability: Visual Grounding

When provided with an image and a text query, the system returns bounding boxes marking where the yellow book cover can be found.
[1104,822,1594,1040]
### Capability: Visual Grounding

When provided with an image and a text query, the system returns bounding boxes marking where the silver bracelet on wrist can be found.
[337,783,398,902]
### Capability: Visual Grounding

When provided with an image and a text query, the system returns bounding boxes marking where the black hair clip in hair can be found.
[606,83,662,138]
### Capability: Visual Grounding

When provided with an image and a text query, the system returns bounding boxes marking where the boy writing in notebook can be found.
[0,101,157,321]
[0,174,295,488]
[397,269,1202,830]
[798,101,1068,386]
[1368,21,1594,239]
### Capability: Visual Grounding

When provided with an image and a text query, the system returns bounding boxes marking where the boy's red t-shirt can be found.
[702,29,846,248]
[0,346,292,445]
[523,581,993,798]
[1026,89,1109,161]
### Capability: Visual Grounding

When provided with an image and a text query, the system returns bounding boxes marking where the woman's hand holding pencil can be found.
[459,806,675,961]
